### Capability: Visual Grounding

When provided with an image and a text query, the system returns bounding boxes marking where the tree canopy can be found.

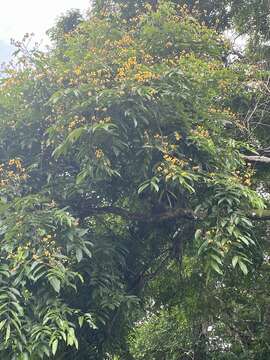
[0,1,269,359]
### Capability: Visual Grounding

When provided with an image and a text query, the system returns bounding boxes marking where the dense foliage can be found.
[0,1,269,359]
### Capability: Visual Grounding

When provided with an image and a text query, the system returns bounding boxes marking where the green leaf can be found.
[232,256,239,268]
[66,127,87,143]
[22,353,29,360]
[76,169,89,184]
[210,261,223,275]
[195,229,202,240]
[67,328,76,346]
[239,261,248,275]
[49,277,61,293]
[0,319,7,331]
[198,240,209,255]
[138,181,150,194]
[150,179,159,192]
[78,316,84,328]
[52,339,59,356]
[76,248,83,263]
[83,246,92,258]
[210,254,223,265]
[5,323,10,343]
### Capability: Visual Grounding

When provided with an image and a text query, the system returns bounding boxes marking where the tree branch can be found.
[84,206,270,222]
[249,210,270,221]
[85,206,198,222]
[242,155,270,164]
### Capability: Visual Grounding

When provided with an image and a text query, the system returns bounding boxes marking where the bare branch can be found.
[242,155,270,164]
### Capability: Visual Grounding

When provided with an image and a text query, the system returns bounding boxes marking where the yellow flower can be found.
[174,132,182,141]
[134,70,156,83]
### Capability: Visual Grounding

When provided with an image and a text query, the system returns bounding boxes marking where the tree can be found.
[93,0,232,30]
[47,9,83,45]
[0,1,269,358]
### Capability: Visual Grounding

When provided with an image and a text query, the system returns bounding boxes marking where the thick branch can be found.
[249,210,270,221]
[84,206,270,222]
[242,155,270,164]
[86,206,198,222]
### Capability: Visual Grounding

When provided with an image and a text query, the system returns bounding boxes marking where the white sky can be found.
[0,0,90,59]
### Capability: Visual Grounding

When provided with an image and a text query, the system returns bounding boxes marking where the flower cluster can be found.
[218,79,229,91]
[40,234,61,259]
[163,154,188,167]
[68,116,86,131]
[141,51,154,64]
[190,126,210,138]
[234,165,255,187]
[134,70,157,83]
[95,149,104,159]
[156,154,189,181]
[117,57,137,78]
[7,244,30,262]
[114,34,134,48]
[0,159,27,187]
[98,116,112,124]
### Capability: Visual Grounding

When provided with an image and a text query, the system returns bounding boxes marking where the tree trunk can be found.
[193,322,208,360]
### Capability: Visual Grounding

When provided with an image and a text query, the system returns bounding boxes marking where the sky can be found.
[0,0,90,62]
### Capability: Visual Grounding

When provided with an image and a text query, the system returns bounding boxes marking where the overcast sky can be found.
[0,0,90,62]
